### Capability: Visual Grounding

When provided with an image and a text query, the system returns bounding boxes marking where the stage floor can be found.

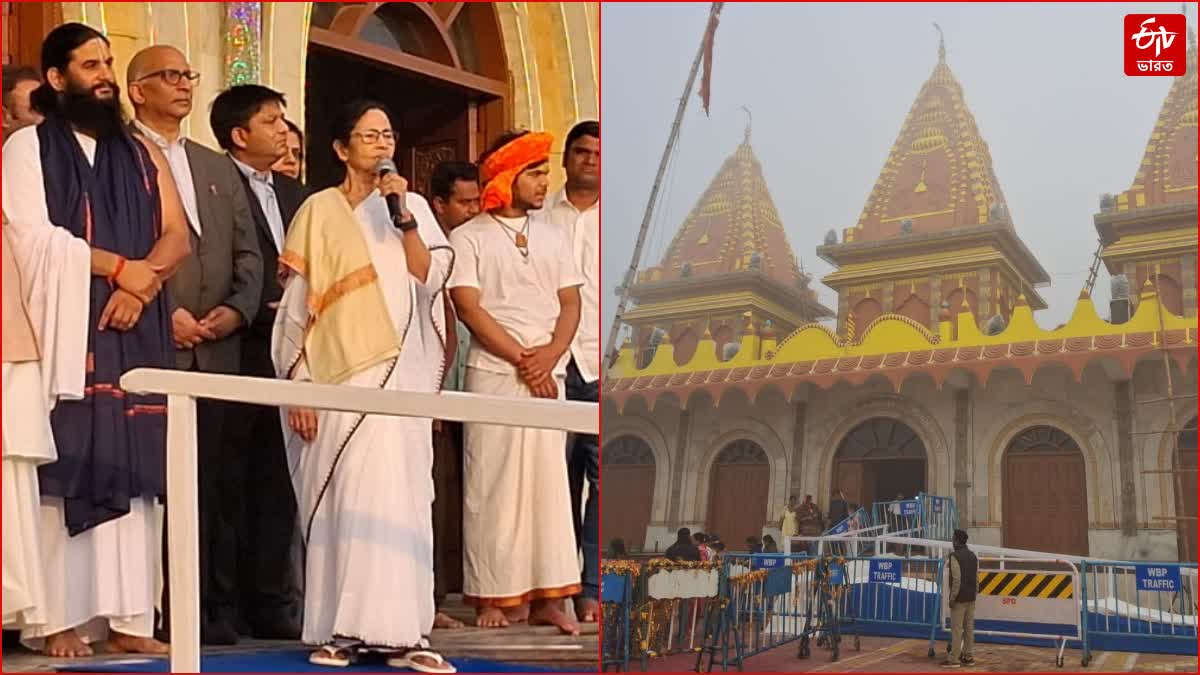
[1,595,599,672]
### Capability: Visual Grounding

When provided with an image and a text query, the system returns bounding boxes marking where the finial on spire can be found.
[933,22,945,63]
[740,105,752,143]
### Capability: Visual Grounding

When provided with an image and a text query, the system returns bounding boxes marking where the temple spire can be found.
[654,131,805,286]
[741,105,752,143]
[934,22,945,63]
[1187,3,1197,50]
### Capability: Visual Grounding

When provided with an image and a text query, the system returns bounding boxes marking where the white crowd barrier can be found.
[941,557,1081,668]
[121,368,599,673]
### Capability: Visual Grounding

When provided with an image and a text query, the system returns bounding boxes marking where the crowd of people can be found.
[2,22,599,670]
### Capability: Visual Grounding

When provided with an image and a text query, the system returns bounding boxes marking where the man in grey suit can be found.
[127,45,262,646]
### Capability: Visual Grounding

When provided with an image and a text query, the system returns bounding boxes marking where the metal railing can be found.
[601,568,637,672]
[121,368,599,673]
[1079,561,1198,665]
[695,553,945,670]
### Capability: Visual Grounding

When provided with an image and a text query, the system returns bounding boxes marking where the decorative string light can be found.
[223,2,261,88]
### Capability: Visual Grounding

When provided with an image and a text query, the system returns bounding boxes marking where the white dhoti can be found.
[3,361,54,629]
[20,497,158,648]
[462,368,580,607]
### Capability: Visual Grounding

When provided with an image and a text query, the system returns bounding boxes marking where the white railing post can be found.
[166,394,201,674]
[117,367,600,673]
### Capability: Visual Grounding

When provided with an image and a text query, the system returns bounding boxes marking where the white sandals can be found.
[309,639,362,667]
[386,648,457,673]
[309,637,455,673]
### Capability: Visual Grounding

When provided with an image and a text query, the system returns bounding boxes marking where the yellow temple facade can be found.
[603,36,1198,564]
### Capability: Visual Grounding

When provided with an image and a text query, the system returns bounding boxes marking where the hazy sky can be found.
[601,2,1189,346]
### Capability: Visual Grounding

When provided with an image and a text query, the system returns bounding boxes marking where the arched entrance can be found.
[706,440,770,551]
[1003,426,1089,556]
[833,418,927,509]
[1175,418,1197,562]
[600,436,655,553]
[305,2,509,190]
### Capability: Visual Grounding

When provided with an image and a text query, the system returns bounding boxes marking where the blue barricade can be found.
[1080,560,1198,665]
[698,553,945,670]
[601,569,635,671]
[918,493,958,542]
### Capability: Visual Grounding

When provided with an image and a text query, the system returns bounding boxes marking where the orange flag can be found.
[698,2,725,117]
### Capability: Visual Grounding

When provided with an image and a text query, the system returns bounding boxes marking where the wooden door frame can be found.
[833,456,928,505]
[308,0,510,159]
[308,28,506,99]
[5,2,61,67]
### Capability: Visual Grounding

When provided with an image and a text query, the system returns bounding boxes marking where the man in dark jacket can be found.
[664,528,701,561]
[942,529,977,667]
[210,84,308,639]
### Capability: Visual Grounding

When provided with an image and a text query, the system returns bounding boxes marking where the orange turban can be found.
[480,132,554,212]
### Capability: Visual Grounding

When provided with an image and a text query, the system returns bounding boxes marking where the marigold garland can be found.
[601,559,642,577]
[644,558,721,572]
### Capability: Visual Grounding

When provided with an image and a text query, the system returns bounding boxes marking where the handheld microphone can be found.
[375,158,410,230]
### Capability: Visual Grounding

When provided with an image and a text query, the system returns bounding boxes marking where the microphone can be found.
[375,158,410,230]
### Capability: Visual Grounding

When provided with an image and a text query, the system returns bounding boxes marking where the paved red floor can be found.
[643,635,1199,672]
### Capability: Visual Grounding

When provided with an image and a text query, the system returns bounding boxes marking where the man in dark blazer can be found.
[211,84,307,640]
[127,46,262,645]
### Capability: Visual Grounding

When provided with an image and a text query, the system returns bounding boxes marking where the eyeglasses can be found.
[138,69,201,85]
[352,129,395,144]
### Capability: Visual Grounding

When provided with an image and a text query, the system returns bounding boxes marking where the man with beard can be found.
[1,23,190,656]
[127,46,264,645]
[427,160,481,630]
[538,120,599,623]
[211,84,307,640]
[449,131,583,635]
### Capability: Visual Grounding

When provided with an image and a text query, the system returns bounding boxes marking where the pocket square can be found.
[209,184,218,195]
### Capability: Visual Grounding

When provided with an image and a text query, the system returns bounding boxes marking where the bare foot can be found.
[529,600,579,636]
[573,596,600,623]
[503,604,529,624]
[107,631,169,655]
[474,607,509,629]
[44,630,93,658]
[433,611,464,629]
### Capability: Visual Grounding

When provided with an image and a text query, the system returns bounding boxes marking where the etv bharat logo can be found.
[1124,14,1187,76]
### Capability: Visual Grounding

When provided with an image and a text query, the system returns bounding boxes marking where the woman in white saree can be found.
[272,101,455,673]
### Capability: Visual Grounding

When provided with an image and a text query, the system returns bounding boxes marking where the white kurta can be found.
[448,212,584,606]
[1,126,154,646]
[273,191,451,648]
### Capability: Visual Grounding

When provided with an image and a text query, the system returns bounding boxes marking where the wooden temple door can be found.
[1003,426,1090,557]
[600,436,656,552]
[706,440,770,550]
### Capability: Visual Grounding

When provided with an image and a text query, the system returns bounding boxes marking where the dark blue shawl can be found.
[36,114,174,535]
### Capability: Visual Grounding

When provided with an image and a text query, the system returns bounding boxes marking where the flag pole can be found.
[604,2,725,367]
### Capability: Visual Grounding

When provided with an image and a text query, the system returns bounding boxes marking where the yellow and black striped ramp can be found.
[976,571,1073,599]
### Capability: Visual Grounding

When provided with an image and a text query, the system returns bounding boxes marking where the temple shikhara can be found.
[603,32,1198,563]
